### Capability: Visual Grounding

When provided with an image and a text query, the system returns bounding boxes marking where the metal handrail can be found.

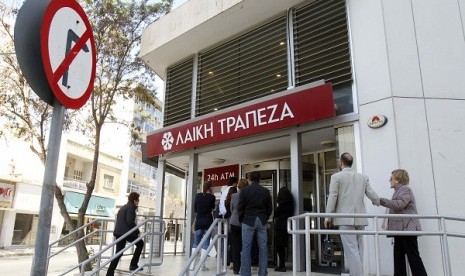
[48,218,114,259]
[178,218,229,276]
[287,212,465,276]
[47,216,164,276]
[80,217,165,276]
[47,217,114,274]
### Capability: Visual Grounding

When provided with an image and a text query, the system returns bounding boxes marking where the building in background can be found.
[140,0,465,275]
[126,97,163,216]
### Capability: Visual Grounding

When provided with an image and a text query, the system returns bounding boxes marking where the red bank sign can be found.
[204,164,240,187]
[147,83,334,157]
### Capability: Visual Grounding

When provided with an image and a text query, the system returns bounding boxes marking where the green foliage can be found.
[80,0,172,129]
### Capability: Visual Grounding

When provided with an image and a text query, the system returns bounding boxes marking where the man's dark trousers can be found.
[107,235,144,274]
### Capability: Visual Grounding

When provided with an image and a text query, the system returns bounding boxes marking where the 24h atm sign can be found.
[147,83,335,157]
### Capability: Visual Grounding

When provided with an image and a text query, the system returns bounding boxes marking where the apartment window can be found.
[164,58,194,126]
[73,170,83,180]
[103,174,114,190]
[293,0,353,115]
[196,15,288,116]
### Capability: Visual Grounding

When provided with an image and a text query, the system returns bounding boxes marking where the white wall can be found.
[350,0,465,275]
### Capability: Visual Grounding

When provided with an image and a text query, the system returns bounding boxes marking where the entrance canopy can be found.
[146,83,335,170]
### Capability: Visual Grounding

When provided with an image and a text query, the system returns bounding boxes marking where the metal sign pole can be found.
[31,100,65,276]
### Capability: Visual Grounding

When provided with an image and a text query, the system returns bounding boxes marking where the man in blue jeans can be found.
[238,171,272,276]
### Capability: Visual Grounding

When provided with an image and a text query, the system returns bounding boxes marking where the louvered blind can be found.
[293,0,352,88]
[196,15,288,116]
[164,59,193,126]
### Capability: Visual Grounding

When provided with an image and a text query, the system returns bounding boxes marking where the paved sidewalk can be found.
[0,245,96,257]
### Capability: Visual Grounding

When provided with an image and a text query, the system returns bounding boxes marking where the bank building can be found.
[140,0,465,275]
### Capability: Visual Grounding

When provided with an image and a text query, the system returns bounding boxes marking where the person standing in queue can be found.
[238,171,273,276]
[380,169,428,276]
[324,152,380,276]
[229,178,249,274]
[274,186,294,272]
[106,192,144,276]
[190,180,216,271]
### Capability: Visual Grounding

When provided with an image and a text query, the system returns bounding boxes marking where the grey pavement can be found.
[0,246,325,276]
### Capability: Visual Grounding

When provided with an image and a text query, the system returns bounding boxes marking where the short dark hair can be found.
[203,181,212,193]
[340,152,353,167]
[248,171,260,182]
[128,192,140,202]
[277,186,294,205]
[227,176,238,186]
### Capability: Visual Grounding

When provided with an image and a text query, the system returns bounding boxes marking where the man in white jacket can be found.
[324,152,380,276]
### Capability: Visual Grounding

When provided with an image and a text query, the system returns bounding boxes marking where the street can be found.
[0,251,79,276]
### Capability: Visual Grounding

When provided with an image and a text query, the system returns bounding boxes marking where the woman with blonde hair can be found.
[380,169,427,276]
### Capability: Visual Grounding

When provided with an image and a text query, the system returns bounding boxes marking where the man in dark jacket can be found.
[238,171,272,276]
[107,192,144,276]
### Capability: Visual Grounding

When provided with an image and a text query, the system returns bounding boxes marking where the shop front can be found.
[62,191,115,245]
[146,82,359,273]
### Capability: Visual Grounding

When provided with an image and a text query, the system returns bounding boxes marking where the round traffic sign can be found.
[41,0,96,109]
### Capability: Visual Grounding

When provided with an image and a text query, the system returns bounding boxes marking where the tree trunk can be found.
[75,229,92,272]
[76,123,103,271]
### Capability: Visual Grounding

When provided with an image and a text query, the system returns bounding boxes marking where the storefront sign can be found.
[204,164,239,187]
[147,83,334,156]
[0,183,15,204]
[63,179,87,191]
[64,191,115,217]
[0,183,15,208]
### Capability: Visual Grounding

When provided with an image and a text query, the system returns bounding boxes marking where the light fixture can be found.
[212,158,226,165]
[276,74,281,78]
[320,140,336,148]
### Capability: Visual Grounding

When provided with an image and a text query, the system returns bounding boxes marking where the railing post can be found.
[217,219,222,274]
[373,216,380,276]
[439,217,452,276]
[291,218,297,276]
[148,218,154,274]
[305,215,311,276]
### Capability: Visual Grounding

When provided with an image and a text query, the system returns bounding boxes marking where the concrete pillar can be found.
[290,130,305,271]
[184,153,198,259]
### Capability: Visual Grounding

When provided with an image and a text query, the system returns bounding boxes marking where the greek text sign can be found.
[147,83,334,156]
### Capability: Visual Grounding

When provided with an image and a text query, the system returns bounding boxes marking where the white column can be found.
[155,158,166,218]
[0,210,16,247]
[185,152,198,259]
[290,129,305,271]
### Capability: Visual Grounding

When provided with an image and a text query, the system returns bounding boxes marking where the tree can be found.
[56,0,173,270]
[0,4,52,165]
[0,0,173,271]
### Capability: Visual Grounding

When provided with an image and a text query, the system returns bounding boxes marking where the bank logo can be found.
[161,131,174,151]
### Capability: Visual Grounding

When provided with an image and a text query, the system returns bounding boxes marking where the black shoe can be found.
[274,267,286,272]
[233,271,240,275]
[106,269,115,276]
[129,265,143,271]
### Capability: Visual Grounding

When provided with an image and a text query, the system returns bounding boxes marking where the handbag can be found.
[322,234,335,262]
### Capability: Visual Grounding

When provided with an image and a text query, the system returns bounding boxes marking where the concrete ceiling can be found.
[164,126,336,172]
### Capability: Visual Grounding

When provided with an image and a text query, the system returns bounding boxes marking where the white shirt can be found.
[218,185,232,216]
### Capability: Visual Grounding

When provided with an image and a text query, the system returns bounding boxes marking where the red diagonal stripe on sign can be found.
[52,29,91,83]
